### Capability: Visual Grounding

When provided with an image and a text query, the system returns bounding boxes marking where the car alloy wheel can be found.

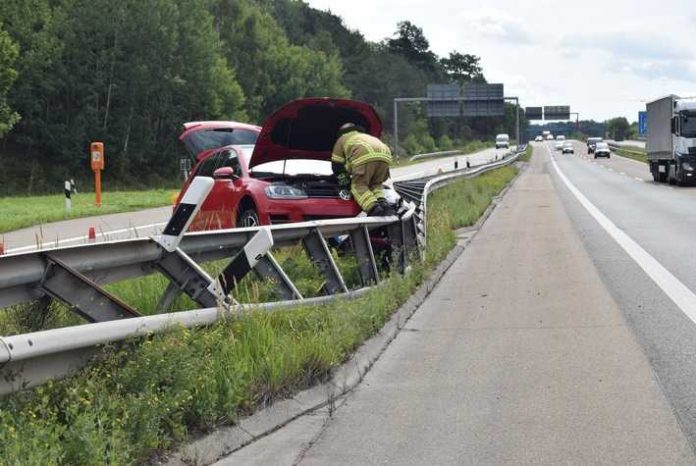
[238,209,260,227]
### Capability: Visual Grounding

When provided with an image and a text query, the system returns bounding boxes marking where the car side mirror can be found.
[213,167,237,180]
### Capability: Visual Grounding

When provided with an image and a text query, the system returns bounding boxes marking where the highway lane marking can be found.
[6,221,167,254]
[635,177,645,182]
[549,145,696,327]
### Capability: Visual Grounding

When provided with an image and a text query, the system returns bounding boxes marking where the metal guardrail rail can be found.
[0,147,525,395]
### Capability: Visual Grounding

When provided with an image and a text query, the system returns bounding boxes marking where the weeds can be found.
[0,166,518,464]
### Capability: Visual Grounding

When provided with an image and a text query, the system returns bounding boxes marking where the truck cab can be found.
[495,133,510,149]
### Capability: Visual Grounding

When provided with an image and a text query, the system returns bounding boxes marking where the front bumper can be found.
[259,197,362,225]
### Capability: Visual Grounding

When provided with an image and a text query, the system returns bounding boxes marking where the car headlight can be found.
[264,184,308,199]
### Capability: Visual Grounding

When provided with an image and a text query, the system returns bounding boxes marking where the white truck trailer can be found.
[647,95,696,184]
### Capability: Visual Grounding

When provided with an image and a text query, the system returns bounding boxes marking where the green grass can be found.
[0,190,176,234]
[613,146,647,163]
[519,144,533,162]
[0,166,518,465]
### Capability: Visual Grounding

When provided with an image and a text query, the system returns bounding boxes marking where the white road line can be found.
[6,221,167,254]
[548,144,696,326]
[620,172,627,176]
[635,177,645,182]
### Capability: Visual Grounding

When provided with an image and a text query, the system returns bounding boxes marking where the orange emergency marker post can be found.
[90,142,105,207]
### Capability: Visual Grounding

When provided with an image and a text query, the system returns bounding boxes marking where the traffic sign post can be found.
[90,142,105,207]
[639,111,647,137]
[394,83,515,157]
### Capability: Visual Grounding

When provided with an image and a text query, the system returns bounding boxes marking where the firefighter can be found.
[331,123,394,216]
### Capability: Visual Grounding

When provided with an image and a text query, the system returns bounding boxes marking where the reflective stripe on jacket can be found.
[331,131,392,170]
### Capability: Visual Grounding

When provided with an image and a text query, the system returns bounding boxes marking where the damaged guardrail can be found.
[0,147,525,395]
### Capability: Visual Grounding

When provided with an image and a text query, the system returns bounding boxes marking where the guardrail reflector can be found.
[155,177,214,252]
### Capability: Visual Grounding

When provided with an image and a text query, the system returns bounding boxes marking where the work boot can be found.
[367,203,386,216]
[378,198,396,216]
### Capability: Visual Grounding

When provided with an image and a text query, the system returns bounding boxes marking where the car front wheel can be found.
[238,208,260,227]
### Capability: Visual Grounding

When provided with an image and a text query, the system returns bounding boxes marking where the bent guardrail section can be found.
[0,147,524,395]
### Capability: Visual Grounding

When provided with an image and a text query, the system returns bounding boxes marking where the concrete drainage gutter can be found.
[163,160,526,466]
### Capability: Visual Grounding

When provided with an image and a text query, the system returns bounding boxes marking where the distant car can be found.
[594,142,611,158]
[562,141,574,154]
[495,133,510,149]
[546,134,554,140]
[587,137,603,154]
[554,141,564,151]
[534,135,543,142]
[556,135,566,141]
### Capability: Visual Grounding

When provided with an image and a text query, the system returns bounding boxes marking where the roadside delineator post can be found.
[64,180,72,214]
[454,160,458,169]
[0,242,5,256]
[88,227,96,242]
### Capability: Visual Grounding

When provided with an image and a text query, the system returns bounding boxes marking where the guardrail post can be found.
[39,254,141,322]
[402,216,420,260]
[211,228,273,296]
[155,249,222,309]
[387,221,406,274]
[302,228,348,295]
[349,225,379,286]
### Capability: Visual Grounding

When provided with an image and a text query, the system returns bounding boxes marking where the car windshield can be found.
[681,112,696,138]
[250,159,332,178]
[596,143,608,149]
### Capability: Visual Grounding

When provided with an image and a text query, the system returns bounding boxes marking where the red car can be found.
[177,98,384,230]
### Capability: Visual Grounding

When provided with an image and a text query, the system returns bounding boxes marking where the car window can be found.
[221,150,243,176]
[195,152,224,177]
[184,128,259,156]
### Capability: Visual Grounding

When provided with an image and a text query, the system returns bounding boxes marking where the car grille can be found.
[305,186,341,198]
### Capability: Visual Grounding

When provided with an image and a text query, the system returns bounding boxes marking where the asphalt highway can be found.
[2,146,505,254]
[221,141,696,464]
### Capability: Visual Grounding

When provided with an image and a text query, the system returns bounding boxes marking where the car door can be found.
[213,149,245,229]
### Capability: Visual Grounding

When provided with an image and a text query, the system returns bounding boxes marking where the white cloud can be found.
[457,8,532,44]
[305,0,696,120]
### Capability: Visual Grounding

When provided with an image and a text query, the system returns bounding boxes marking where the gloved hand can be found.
[337,171,351,188]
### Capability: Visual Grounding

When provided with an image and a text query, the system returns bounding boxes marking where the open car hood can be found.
[248,98,382,169]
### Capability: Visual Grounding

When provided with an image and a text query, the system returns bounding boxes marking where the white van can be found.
[495,133,510,149]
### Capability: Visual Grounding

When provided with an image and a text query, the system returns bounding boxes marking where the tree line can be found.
[0,0,520,195]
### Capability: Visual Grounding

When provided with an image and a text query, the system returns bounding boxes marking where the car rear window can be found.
[184,128,259,156]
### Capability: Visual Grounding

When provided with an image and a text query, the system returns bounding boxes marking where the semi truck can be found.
[647,95,696,184]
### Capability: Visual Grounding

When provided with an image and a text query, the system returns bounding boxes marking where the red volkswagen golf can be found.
[177,98,386,230]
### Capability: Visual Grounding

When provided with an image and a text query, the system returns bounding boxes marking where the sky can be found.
[305,0,696,122]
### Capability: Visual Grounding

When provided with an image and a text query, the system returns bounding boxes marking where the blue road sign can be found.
[639,111,647,136]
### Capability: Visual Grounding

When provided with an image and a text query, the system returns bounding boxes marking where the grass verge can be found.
[613,146,647,163]
[0,165,518,465]
[0,190,176,234]
[519,144,532,162]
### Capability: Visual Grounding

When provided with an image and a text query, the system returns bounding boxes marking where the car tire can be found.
[238,208,260,227]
